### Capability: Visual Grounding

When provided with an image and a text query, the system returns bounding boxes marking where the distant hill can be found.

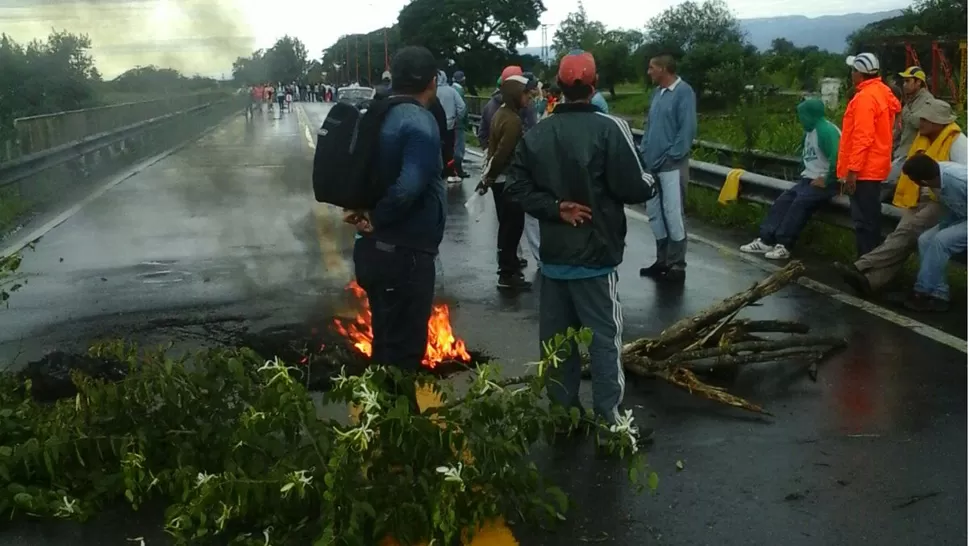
[740,10,903,53]
[519,10,902,58]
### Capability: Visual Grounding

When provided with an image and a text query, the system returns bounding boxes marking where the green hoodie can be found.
[796,99,841,186]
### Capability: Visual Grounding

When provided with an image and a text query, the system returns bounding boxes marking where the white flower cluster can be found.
[435,462,465,491]
[473,364,504,395]
[257,357,297,386]
[609,409,640,453]
[279,469,314,496]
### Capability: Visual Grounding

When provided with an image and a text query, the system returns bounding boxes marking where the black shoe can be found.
[497,274,532,291]
[639,262,668,278]
[660,268,686,283]
[833,262,872,297]
[458,170,470,179]
[902,291,950,312]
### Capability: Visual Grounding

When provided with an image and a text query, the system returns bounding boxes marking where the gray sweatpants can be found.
[539,270,625,425]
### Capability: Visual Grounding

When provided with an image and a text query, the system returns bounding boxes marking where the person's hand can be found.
[342,210,373,233]
[475,179,492,195]
[810,177,826,188]
[559,201,592,226]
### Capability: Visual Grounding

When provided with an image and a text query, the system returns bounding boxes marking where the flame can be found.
[332,281,471,369]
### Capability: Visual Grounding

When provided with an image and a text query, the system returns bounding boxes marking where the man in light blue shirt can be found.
[638,54,697,283]
[590,90,609,113]
[898,155,967,312]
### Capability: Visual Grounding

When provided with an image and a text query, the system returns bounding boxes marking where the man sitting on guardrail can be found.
[638,54,697,282]
[740,99,841,260]
[834,99,966,297]
[889,155,967,312]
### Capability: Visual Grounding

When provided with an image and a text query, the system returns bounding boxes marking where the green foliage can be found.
[0,249,26,305]
[232,36,310,86]
[0,327,652,544]
[551,4,645,96]
[322,28,403,87]
[762,39,847,92]
[849,0,968,53]
[108,66,221,95]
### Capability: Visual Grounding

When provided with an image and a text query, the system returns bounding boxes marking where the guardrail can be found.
[465,113,902,233]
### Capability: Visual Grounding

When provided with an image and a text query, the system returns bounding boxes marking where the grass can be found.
[0,186,27,233]
[686,184,967,294]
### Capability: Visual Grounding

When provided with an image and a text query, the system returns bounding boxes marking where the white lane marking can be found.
[1,114,236,258]
[296,104,317,150]
[624,206,968,354]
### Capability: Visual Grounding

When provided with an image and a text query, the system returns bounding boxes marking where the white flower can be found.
[474,365,504,395]
[333,413,377,451]
[263,527,273,546]
[609,409,640,453]
[293,469,313,486]
[125,538,146,546]
[195,471,218,488]
[54,495,78,517]
[435,462,465,491]
[257,357,296,385]
[353,382,380,414]
[329,366,350,388]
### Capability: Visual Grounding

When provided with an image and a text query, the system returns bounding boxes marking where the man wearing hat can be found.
[837,52,901,257]
[835,98,967,296]
[375,70,393,100]
[894,66,935,160]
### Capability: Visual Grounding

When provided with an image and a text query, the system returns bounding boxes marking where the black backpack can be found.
[312,95,420,209]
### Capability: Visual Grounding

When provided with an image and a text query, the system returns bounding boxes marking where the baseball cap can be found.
[845,53,880,75]
[898,66,927,82]
[381,70,391,81]
[500,65,523,82]
[558,50,597,86]
[390,46,437,91]
[915,98,957,125]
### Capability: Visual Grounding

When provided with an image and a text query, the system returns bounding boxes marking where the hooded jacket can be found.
[796,99,841,186]
[483,78,527,182]
[435,70,467,130]
[837,77,902,181]
[478,89,539,149]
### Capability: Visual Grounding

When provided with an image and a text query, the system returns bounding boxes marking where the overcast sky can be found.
[0,0,910,79]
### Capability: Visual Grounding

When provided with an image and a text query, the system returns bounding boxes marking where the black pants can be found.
[353,237,436,374]
[492,183,525,275]
[850,180,883,257]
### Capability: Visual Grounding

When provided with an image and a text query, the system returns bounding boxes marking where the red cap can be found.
[558,51,596,86]
[500,65,523,82]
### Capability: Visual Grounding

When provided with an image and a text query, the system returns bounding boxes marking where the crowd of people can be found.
[338,45,966,445]
[247,82,339,114]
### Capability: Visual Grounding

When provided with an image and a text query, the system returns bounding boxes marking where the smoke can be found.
[0,0,255,78]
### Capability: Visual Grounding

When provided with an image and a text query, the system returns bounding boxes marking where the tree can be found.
[592,30,645,97]
[552,2,606,55]
[396,0,545,88]
[322,28,402,86]
[232,49,269,85]
[264,35,309,83]
[640,0,759,107]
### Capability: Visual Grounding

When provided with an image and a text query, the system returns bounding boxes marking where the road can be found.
[0,102,965,545]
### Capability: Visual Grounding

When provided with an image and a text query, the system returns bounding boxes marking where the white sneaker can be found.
[446,176,462,184]
[740,238,772,253]
[764,244,791,260]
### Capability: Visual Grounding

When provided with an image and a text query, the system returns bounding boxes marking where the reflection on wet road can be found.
[0,102,964,546]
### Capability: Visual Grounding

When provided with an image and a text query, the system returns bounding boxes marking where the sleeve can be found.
[482,114,521,181]
[477,102,493,148]
[456,90,467,121]
[669,87,697,161]
[816,121,841,186]
[939,164,968,219]
[603,116,657,204]
[370,116,440,229]
[504,139,562,222]
[949,133,968,166]
[844,95,877,174]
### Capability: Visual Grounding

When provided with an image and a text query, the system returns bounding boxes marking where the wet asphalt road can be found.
[0,102,965,545]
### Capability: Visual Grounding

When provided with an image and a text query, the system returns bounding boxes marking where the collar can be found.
[660,77,682,93]
[552,102,599,114]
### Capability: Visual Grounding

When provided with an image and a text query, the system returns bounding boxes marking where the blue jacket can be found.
[639,78,697,172]
[368,103,446,254]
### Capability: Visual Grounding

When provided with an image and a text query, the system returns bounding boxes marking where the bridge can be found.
[0,100,965,545]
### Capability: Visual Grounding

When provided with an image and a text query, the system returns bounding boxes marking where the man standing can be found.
[638,54,697,283]
[347,46,445,376]
[505,50,656,432]
[451,70,470,179]
[835,99,966,296]
[894,66,934,162]
[481,74,536,290]
[838,52,901,257]
[435,70,466,184]
[894,155,967,312]
[375,70,392,100]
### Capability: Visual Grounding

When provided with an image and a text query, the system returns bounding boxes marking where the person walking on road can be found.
[451,70,470,179]
[891,155,967,312]
[435,70,466,184]
[504,50,656,434]
[838,53,901,257]
[638,54,697,283]
[740,99,841,260]
[481,74,536,291]
[834,99,967,296]
[346,46,445,383]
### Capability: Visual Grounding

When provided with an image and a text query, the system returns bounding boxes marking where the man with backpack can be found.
[324,46,444,378]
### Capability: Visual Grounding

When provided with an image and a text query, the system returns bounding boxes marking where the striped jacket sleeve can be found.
[597,113,657,204]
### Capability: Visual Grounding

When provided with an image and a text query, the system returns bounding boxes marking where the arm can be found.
[504,140,561,222]
[938,163,968,219]
[455,90,467,121]
[477,102,494,148]
[948,133,968,166]
[844,95,877,176]
[816,121,841,186]
[669,87,697,161]
[370,115,440,229]
[482,115,521,181]
[604,116,657,204]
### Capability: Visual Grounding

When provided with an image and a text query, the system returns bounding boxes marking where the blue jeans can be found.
[453,126,465,169]
[759,178,836,247]
[915,221,967,301]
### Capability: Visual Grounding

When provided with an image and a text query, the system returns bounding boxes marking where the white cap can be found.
[846,53,880,75]
[381,70,391,81]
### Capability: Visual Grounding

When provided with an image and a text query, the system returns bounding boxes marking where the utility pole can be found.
[367,34,372,84]
[355,35,360,82]
[384,28,389,71]
[345,39,350,82]
[541,24,549,64]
